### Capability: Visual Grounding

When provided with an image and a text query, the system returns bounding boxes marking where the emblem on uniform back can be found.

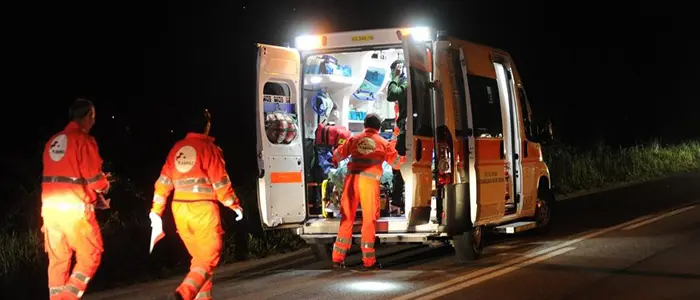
[356,137,377,155]
[175,145,197,173]
[49,134,68,162]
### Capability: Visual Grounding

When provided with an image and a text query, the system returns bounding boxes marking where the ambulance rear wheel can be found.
[453,225,484,262]
[310,243,333,262]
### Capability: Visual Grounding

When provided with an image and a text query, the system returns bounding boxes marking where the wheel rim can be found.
[536,198,551,227]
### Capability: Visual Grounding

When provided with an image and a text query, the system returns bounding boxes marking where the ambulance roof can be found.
[294,27,433,51]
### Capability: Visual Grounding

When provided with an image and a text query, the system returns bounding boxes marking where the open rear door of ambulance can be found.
[400,31,435,227]
[255,43,306,229]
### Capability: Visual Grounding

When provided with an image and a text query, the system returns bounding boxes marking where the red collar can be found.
[363,128,379,134]
[186,132,215,142]
[64,121,85,133]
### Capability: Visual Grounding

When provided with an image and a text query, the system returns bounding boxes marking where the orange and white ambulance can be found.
[254,26,555,261]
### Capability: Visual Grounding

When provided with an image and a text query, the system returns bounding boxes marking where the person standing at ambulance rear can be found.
[41,98,111,299]
[149,109,243,300]
[387,59,408,213]
[330,114,403,271]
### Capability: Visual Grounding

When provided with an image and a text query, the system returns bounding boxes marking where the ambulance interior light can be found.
[295,35,324,50]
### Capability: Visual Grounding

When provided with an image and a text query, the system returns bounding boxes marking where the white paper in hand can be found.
[149,212,165,254]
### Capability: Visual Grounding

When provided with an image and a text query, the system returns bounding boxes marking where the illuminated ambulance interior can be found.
[261,28,434,224]
[301,47,404,218]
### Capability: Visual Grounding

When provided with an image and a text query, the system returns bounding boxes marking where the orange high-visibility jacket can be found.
[41,121,110,214]
[333,128,402,180]
[151,133,238,216]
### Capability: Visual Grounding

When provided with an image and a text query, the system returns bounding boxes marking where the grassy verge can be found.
[544,140,700,194]
[1,140,699,295]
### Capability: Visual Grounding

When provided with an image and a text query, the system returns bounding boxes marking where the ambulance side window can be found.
[518,86,534,140]
[467,74,503,138]
[410,68,434,136]
[450,49,468,137]
[263,82,297,145]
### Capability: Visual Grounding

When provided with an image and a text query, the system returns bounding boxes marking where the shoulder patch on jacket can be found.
[49,134,68,162]
[174,145,197,173]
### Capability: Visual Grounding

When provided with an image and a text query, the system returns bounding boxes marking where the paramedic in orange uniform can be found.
[41,98,111,299]
[330,114,402,270]
[150,109,242,300]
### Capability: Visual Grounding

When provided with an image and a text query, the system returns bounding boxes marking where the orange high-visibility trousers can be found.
[43,212,103,300]
[173,201,223,300]
[332,174,380,267]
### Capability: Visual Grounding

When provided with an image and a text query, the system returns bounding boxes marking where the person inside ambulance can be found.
[386,59,408,214]
[149,109,242,300]
[41,98,112,300]
[330,113,402,271]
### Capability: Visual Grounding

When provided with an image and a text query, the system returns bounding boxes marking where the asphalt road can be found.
[88,171,700,300]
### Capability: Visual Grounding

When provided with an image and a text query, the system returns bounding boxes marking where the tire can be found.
[534,187,555,234]
[452,225,484,262]
[310,243,333,262]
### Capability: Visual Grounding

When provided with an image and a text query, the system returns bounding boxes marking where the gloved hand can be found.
[232,206,243,222]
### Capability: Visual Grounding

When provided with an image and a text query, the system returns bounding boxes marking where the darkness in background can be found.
[1,0,697,224]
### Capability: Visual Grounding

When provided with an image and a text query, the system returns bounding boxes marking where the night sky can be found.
[3,0,697,187]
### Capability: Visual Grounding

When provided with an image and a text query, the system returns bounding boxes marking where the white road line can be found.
[391,212,657,300]
[415,247,577,300]
[622,205,698,231]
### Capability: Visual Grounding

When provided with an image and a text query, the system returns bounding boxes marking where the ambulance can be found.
[254,26,556,262]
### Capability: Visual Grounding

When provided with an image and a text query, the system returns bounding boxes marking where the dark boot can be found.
[331,261,346,270]
[361,262,382,271]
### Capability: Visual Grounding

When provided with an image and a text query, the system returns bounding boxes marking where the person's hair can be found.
[184,109,210,133]
[69,98,94,121]
[364,113,382,130]
[390,59,404,71]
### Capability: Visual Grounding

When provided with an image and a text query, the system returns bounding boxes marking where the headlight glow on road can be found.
[345,280,402,292]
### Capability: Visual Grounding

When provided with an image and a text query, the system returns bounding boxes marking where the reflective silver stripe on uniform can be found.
[347,170,381,180]
[174,177,211,186]
[63,284,84,298]
[86,173,105,183]
[153,194,166,204]
[42,176,88,185]
[361,242,374,249]
[350,157,383,165]
[392,156,401,166]
[196,291,213,299]
[71,272,90,284]
[333,245,348,254]
[158,175,173,185]
[191,267,211,280]
[42,202,95,212]
[182,278,201,290]
[362,251,376,258]
[49,286,63,295]
[336,237,351,245]
[222,199,235,206]
[178,186,214,193]
[212,176,230,189]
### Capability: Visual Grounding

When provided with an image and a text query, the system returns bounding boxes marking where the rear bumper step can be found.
[493,221,537,234]
[300,232,446,244]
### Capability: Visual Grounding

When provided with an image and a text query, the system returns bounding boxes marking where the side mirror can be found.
[534,119,554,144]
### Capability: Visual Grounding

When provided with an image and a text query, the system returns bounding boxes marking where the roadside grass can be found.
[544,140,700,194]
[1,140,698,294]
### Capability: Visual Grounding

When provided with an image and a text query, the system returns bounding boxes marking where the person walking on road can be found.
[41,98,112,299]
[149,109,243,300]
[330,113,403,271]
